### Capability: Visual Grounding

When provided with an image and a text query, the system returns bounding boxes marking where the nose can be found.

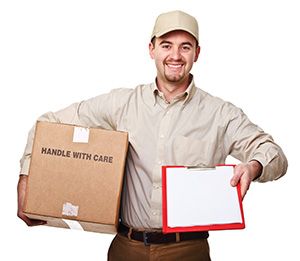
[170,46,181,60]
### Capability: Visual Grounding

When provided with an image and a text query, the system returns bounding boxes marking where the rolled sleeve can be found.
[251,144,288,182]
[19,126,35,175]
[224,105,288,182]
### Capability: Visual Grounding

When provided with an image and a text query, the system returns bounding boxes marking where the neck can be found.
[156,75,191,102]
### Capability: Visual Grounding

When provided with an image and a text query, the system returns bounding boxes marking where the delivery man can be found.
[17,10,288,260]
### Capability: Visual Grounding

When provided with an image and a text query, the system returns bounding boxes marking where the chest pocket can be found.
[172,135,222,167]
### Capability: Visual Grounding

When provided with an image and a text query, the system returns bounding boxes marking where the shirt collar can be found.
[150,74,196,106]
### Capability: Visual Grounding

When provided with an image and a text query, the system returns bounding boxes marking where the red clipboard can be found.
[162,165,245,234]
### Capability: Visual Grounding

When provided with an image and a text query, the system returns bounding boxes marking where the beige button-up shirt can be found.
[20,76,288,229]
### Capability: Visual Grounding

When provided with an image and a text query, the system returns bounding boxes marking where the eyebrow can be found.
[181,42,193,47]
[159,40,172,46]
[159,40,194,47]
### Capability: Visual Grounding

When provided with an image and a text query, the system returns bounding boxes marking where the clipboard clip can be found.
[186,166,216,171]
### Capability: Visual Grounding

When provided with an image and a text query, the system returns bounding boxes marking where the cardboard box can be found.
[24,121,128,234]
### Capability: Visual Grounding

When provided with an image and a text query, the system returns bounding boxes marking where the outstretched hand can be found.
[230,161,262,199]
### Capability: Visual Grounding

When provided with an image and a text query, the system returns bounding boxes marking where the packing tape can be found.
[73,126,90,143]
[62,202,79,217]
[62,219,84,231]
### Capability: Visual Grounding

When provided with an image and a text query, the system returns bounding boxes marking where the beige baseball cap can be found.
[151,10,199,42]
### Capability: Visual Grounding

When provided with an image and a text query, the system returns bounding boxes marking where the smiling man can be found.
[149,29,200,102]
[18,10,287,260]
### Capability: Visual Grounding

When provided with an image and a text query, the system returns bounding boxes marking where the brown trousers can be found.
[108,233,211,261]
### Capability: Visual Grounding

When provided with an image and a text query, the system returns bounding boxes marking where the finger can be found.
[29,219,47,226]
[230,166,244,187]
[240,179,251,200]
[18,212,46,226]
[238,169,253,199]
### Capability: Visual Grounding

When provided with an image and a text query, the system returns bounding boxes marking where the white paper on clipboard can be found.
[165,166,243,228]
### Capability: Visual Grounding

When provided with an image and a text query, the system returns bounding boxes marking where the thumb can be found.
[231,166,243,187]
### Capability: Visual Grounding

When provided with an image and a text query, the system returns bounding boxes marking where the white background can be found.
[1,0,299,260]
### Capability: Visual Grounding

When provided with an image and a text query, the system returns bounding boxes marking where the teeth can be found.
[167,64,182,68]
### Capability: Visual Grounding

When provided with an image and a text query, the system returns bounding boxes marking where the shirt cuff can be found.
[20,158,30,176]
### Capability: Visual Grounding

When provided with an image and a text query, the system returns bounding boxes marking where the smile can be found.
[166,64,183,69]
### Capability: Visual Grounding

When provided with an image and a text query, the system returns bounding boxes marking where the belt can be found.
[118,223,209,246]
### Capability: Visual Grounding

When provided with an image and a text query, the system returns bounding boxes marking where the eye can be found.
[182,45,192,51]
[161,44,171,49]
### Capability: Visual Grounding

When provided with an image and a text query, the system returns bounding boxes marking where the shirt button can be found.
[160,134,164,138]
[152,211,157,216]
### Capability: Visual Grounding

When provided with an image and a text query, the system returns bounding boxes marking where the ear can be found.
[194,46,201,62]
[149,42,155,59]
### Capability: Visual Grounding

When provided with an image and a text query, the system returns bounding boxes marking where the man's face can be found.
[149,30,200,86]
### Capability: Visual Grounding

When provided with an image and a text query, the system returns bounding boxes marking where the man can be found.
[17,10,288,260]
